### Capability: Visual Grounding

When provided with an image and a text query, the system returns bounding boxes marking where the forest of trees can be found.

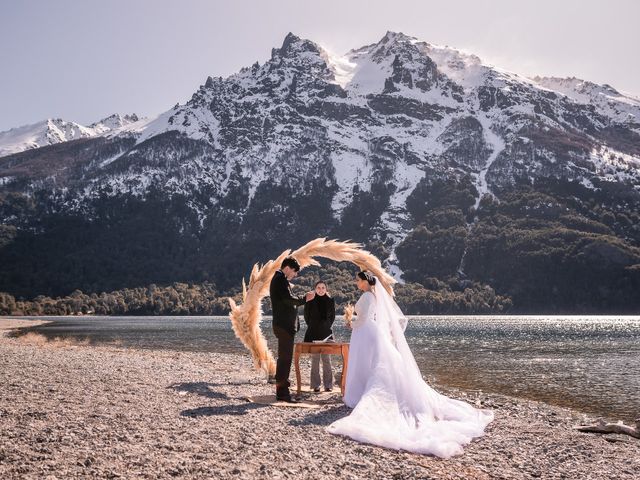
[397,176,640,313]
[0,283,233,316]
[0,262,512,316]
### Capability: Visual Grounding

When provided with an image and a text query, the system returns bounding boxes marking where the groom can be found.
[270,257,315,402]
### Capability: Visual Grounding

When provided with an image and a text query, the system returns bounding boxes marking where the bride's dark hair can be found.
[357,271,376,286]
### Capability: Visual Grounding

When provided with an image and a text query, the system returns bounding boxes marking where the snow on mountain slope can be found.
[533,76,640,126]
[0,114,142,157]
[89,113,141,134]
[0,119,94,157]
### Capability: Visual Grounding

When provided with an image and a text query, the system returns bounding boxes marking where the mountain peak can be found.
[0,118,95,157]
[0,114,143,158]
[360,31,427,65]
[379,31,416,45]
[281,32,302,51]
[271,32,322,59]
[90,113,140,130]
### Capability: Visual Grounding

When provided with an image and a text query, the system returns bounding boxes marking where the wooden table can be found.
[294,342,349,397]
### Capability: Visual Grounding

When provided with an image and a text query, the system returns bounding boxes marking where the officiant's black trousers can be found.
[273,325,294,394]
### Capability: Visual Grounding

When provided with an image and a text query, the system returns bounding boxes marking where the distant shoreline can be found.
[0,317,51,332]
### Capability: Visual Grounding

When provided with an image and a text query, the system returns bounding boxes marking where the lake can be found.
[13,315,640,422]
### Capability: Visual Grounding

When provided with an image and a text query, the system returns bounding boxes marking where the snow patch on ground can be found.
[534,77,640,124]
[380,161,425,282]
[330,150,373,214]
[472,114,506,210]
[135,108,183,145]
[98,153,124,168]
[590,145,640,184]
[323,50,357,88]
[344,54,392,97]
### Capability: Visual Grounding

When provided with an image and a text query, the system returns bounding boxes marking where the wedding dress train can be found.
[327,283,494,458]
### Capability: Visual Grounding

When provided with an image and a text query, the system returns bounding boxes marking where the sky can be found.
[1,0,639,131]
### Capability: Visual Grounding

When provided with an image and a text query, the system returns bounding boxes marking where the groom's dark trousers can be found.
[269,270,305,398]
[273,325,294,392]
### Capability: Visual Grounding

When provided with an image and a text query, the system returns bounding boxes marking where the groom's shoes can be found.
[275,385,298,403]
[276,394,299,403]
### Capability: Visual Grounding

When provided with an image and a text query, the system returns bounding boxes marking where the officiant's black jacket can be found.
[303,295,335,342]
[270,270,305,335]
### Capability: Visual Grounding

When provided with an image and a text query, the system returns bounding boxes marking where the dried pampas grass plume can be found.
[343,303,355,328]
[228,238,396,375]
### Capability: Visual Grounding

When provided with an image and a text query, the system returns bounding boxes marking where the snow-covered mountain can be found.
[0,113,141,157]
[533,76,640,126]
[89,113,143,135]
[1,32,639,311]
[87,32,640,207]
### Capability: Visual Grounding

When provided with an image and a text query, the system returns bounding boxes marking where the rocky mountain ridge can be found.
[0,114,142,158]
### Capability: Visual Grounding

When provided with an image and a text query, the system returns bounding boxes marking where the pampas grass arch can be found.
[228,238,396,376]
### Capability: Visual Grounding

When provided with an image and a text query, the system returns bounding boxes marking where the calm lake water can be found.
[13,315,640,422]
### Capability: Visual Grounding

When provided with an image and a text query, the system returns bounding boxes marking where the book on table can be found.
[312,334,335,343]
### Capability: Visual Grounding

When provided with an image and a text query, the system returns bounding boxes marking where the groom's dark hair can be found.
[281,257,300,272]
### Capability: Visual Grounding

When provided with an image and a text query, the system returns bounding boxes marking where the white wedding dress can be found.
[327,283,494,458]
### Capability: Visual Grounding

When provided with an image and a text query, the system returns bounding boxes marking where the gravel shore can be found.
[1,319,638,479]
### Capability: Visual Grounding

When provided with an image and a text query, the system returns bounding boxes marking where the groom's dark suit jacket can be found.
[270,270,306,335]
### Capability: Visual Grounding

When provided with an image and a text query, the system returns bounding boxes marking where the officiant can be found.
[303,281,336,392]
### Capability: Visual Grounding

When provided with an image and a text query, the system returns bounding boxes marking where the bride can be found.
[327,271,494,458]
